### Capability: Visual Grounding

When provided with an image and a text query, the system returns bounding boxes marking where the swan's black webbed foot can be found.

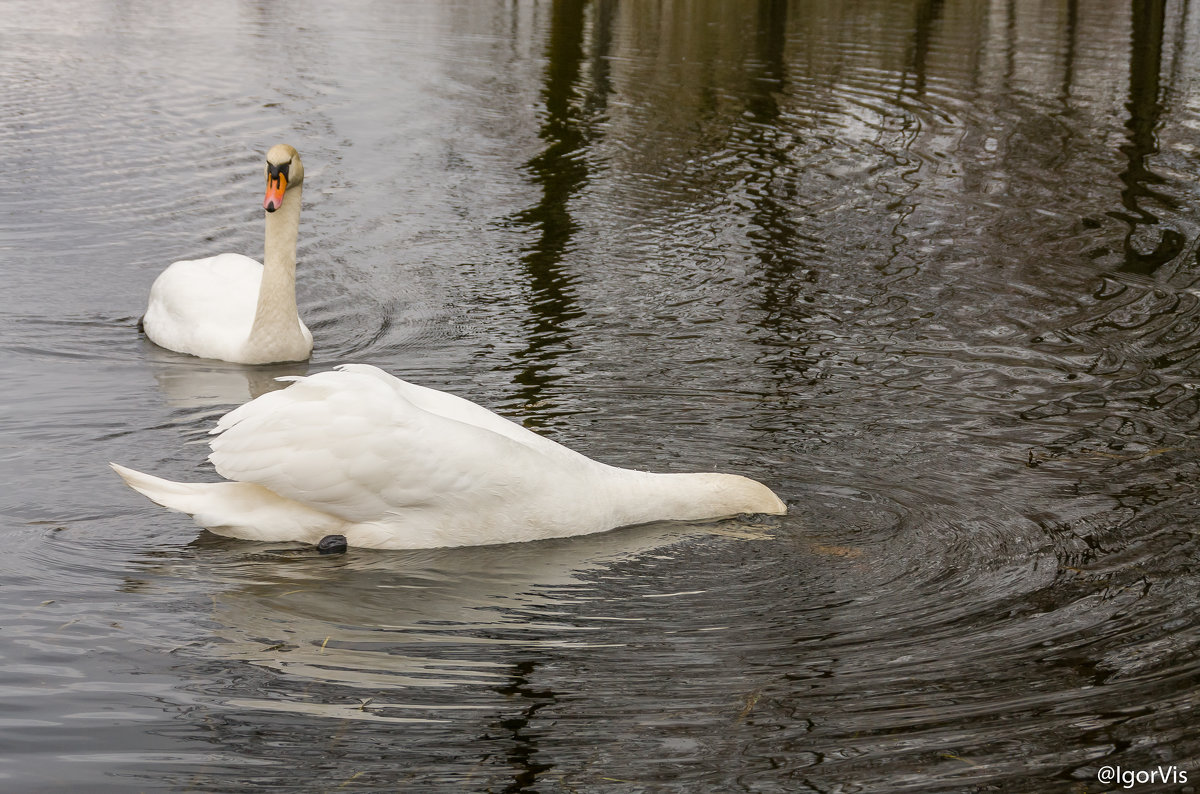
[317,535,348,554]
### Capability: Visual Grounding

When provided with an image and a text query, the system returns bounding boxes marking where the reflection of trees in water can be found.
[744,0,803,297]
[486,659,557,793]
[1027,0,1195,455]
[505,0,614,424]
[683,0,1200,553]
[747,0,949,387]
[1117,0,1182,275]
[1020,1,1200,590]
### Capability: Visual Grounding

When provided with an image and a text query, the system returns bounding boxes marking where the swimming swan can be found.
[110,364,786,549]
[141,144,313,364]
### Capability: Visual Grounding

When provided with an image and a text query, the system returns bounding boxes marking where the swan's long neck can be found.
[246,184,305,360]
[597,467,786,528]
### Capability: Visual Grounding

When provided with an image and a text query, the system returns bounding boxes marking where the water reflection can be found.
[744,1,833,385]
[129,518,775,699]
[143,343,306,408]
[1117,0,1183,274]
[488,659,557,793]
[503,0,612,421]
[907,0,946,95]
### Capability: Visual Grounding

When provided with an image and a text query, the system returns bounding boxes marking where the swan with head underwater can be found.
[141,144,312,365]
[111,364,786,551]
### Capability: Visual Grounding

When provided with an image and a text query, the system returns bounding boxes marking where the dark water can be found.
[3,0,1200,790]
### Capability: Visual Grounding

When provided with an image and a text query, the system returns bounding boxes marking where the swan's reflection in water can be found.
[142,338,308,408]
[155,517,778,724]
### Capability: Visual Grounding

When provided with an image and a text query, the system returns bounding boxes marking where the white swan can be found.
[141,144,313,365]
[110,364,786,550]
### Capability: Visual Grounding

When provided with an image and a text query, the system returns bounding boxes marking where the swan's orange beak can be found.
[264,171,287,213]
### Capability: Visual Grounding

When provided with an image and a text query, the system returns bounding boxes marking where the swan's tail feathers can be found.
[109,462,342,542]
[110,463,216,515]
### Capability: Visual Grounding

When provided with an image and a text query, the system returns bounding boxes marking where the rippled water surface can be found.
[3,0,1200,791]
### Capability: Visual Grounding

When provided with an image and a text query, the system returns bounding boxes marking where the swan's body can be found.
[142,144,312,365]
[111,365,786,550]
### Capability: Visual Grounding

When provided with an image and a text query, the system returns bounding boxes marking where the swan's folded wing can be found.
[208,367,579,524]
[334,364,576,458]
[144,255,263,356]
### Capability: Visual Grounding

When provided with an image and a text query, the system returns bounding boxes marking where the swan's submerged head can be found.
[630,471,787,524]
[263,144,303,213]
[709,473,788,516]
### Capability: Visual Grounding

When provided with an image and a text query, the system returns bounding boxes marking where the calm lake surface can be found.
[3,0,1200,791]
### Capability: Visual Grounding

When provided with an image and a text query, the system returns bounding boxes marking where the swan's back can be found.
[143,254,264,361]
[208,365,601,544]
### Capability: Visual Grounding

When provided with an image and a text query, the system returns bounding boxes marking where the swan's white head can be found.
[704,473,788,516]
[263,144,303,213]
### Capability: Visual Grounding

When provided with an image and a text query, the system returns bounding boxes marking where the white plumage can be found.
[111,365,786,550]
[141,144,313,365]
[143,253,312,363]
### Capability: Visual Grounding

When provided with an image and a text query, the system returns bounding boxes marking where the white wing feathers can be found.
[207,365,595,527]
[144,255,263,361]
